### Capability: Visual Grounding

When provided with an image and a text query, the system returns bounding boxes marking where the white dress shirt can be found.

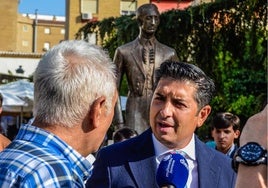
[152,134,198,188]
[226,143,236,157]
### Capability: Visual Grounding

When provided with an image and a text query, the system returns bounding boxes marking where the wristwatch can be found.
[232,142,267,172]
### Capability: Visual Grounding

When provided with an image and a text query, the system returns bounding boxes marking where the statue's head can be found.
[136,4,160,35]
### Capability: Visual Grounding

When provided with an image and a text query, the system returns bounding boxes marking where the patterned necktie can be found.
[142,40,154,64]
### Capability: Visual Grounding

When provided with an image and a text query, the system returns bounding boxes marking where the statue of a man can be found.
[113,3,179,133]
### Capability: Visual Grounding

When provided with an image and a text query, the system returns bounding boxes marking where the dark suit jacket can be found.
[113,37,178,132]
[86,129,237,188]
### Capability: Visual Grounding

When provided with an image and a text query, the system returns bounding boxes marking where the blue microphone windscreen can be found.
[156,153,189,188]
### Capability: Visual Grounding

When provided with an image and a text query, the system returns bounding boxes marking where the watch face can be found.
[240,142,264,162]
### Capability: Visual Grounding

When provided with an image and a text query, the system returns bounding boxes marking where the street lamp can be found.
[16,65,25,74]
[33,9,38,53]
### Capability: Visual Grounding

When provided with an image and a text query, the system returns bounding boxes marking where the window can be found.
[44,28,51,34]
[81,0,97,14]
[22,40,29,46]
[87,33,96,44]
[120,0,136,15]
[43,42,50,51]
[60,29,65,34]
[23,25,28,32]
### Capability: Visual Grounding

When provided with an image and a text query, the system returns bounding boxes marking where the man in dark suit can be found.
[113,3,178,133]
[86,61,236,188]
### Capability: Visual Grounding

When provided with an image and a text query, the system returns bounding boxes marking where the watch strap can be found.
[232,142,267,172]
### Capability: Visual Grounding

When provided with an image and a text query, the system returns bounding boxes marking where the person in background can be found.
[0,40,118,187]
[0,93,11,152]
[113,3,178,134]
[86,61,236,188]
[211,112,241,158]
[205,125,216,148]
[234,105,267,188]
[113,127,138,143]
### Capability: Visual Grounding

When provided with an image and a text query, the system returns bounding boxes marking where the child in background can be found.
[211,112,240,158]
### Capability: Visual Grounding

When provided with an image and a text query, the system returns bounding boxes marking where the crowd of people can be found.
[0,3,266,188]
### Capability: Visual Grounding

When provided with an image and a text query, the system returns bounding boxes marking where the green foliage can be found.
[114,15,138,44]
[120,75,129,96]
[98,17,115,39]
[77,0,267,140]
[103,15,138,58]
[75,20,98,39]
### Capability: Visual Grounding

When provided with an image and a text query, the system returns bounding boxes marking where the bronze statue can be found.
[113,3,179,133]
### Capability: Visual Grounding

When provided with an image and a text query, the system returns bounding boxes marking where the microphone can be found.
[156,153,189,188]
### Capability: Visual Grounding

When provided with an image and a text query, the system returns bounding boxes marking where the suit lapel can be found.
[129,156,157,187]
[154,40,161,67]
[131,38,145,76]
[127,129,158,187]
[195,137,220,188]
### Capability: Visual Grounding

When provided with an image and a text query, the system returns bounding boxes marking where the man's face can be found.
[212,126,240,153]
[150,78,210,149]
[140,9,160,34]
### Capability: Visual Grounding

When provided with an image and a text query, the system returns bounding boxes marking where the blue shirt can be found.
[0,124,92,188]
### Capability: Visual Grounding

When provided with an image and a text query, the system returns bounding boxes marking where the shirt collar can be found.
[215,143,236,157]
[138,36,156,46]
[152,133,196,162]
[226,143,236,156]
[18,124,93,180]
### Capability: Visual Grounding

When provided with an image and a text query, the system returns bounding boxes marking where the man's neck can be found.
[33,120,89,157]
[216,143,235,154]
[139,32,155,40]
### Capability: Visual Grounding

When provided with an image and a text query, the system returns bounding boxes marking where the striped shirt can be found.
[0,124,92,188]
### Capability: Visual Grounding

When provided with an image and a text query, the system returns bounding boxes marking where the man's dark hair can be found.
[113,127,138,143]
[154,61,215,111]
[136,3,159,26]
[211,112,241,131]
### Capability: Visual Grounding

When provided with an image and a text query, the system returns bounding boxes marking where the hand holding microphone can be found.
[156,153,189,188]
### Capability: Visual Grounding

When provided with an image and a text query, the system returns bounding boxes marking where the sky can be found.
[18,0,65,16]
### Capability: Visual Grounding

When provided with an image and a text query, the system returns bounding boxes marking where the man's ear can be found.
[197,105,211,128]
[234,130,240,139]
[89,96,106,129]
[211,128,215,138]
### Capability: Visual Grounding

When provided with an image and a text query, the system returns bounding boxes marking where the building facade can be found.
[0,0,214,52]
[0,0,65,53]
[0,0,215,80]
[65,0,213,41]
[0,0,65,83]
[0,0,18,52]
[65,0,148,40]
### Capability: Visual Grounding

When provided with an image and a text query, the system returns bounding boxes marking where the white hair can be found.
[33,40,117,127]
